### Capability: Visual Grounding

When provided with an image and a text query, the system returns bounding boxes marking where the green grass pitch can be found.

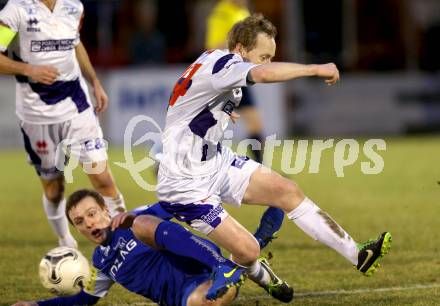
[1,136,439,305]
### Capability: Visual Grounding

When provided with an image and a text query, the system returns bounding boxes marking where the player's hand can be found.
[230,111,240,123]
[111,212,136,231]
[11,302,38,306]
[314,63,340,85]
[25,65,59,85]
[93,79,109,114]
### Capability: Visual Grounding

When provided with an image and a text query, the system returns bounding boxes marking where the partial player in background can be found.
[206,0,264,163]
[12,189,289,305]
[0,0,126,248]
[157,14,392,302]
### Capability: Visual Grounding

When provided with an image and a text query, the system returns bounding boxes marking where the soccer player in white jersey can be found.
[157,14,392,300]
[0,0,126,248]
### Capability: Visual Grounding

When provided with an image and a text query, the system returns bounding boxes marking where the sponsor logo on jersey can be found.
[27,18,40,32]
[36,140,48,155]
[31,39,75,52]
[109,239,138,278]
[102,246,110,257]
[225,60,241,70]
[27,18,38,25]
[62,5,79,15]
[231,156,249,169]
[114,237,127,251]
[26,7,36,15]
[200,205,225,225]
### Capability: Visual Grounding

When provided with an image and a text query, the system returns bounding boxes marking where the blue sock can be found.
[254,207,284,249]
[155,221,233,269]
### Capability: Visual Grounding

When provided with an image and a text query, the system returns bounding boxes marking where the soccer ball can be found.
[38,246,91,296]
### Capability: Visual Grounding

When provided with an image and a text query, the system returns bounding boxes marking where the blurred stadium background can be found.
[1,0,439,305]
[1,0,440,144]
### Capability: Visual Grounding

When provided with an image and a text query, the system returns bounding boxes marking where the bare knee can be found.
[42,177,64,203]
[132,215,162,248]
[233,238,260,265]
[271,175,305,211]
[209,216,261,265]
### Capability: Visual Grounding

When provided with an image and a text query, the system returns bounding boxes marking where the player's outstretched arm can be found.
[249,62,339,85]
[75,41,108,113]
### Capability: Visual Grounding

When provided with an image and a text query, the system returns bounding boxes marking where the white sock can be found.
[246,260,272,286]
[287,197,359,265]
[42,195,72,240]
[103,193,127,217]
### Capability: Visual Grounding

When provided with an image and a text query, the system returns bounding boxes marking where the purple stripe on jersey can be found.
[188,107,217,138]
[20,127,41,167]
[212,54,235,74]
[12,53,89,113]
[159,201,224,229]
[29,79,90,113]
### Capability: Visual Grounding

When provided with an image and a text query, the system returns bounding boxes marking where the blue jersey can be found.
[92,227,211,305]
[37,204,212,306]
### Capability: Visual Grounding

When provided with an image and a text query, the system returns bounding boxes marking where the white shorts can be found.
[157,146,260,234]
[20,109,107,180]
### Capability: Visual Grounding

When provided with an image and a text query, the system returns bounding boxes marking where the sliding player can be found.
[12,189,291,305]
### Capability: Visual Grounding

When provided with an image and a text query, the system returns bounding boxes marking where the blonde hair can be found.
[227,14,277,51]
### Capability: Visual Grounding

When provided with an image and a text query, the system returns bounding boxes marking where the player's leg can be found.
[217,155,286,272]
[132,214,245,299]
[40,176,77,248]
[68,109,126,216]
[208,214,293,302]
[208,215,261,265]
[20,123,77,248]
[253,206,284,249]
[243,166,392,275]
[186,280,238,306]
[131,214,239,269]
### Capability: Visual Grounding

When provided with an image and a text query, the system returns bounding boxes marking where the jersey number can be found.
[168,63,202,106]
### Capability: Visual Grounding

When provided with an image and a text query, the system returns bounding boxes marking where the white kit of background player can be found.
[0,0,126,247]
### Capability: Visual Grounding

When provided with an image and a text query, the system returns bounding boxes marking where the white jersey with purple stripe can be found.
[159,49,258,181]
[0,0,92,124]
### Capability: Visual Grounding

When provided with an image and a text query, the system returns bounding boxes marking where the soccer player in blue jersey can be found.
[12,189,290,306]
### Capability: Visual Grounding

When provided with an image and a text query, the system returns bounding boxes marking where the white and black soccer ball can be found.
[38,246,91,296]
